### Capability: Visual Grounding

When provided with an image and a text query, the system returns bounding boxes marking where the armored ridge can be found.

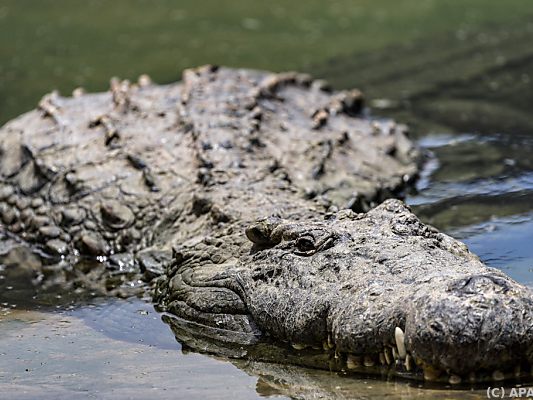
[0,65,417,291]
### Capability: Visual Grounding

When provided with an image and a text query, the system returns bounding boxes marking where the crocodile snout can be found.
[405,273,533,380]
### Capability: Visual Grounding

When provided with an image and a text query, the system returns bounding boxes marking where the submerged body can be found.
[0,65,532,384]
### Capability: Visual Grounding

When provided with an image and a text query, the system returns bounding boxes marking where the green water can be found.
[1,0,532,124]
[2,1,533,399]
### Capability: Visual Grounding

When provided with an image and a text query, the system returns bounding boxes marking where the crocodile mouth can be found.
[163,313,532,385]
[284,330,533,385]
[315,346,531,385]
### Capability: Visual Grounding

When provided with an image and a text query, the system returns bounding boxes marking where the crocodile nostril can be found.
[429,321,444,333]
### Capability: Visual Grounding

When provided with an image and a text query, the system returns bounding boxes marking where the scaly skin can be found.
[0,65,417,295]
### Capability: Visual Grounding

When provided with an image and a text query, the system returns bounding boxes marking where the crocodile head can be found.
[156,199,533,384]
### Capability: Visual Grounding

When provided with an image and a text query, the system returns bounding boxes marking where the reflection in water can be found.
[0,298,508,400]
[233,360,490,400]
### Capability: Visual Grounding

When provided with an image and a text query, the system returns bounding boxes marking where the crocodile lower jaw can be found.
[341,351,527,385]
[287,340,529,385]
[286,342,531,385]
[163,313,530,385]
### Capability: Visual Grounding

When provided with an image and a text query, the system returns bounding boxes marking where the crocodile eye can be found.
[295,236,315,253]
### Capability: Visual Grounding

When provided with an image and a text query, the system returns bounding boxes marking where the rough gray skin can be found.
[1,65,531,384]
[0,65,416,294]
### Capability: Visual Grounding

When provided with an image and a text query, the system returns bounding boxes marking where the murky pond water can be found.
[1,1,533,399]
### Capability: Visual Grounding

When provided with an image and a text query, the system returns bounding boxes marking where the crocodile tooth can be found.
[405,354,413,371]
[322,341,330,351]
[384,348,392,365]
[391,346,398,360]
[449,374,461,385]
[423,365,441,381]
[347,355,362,369]
[379,353,386,365]
[292,343,306,350]
[395,327,406,359]
[468,372,476,383]
[364,355,375,367]
[492,370,505,381]
[327,334,334,348]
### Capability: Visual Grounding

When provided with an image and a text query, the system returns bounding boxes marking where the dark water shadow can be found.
[312,18,533,138]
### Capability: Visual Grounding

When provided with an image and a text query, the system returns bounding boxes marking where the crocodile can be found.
[0,65,416,295]
[1,65,533,385]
